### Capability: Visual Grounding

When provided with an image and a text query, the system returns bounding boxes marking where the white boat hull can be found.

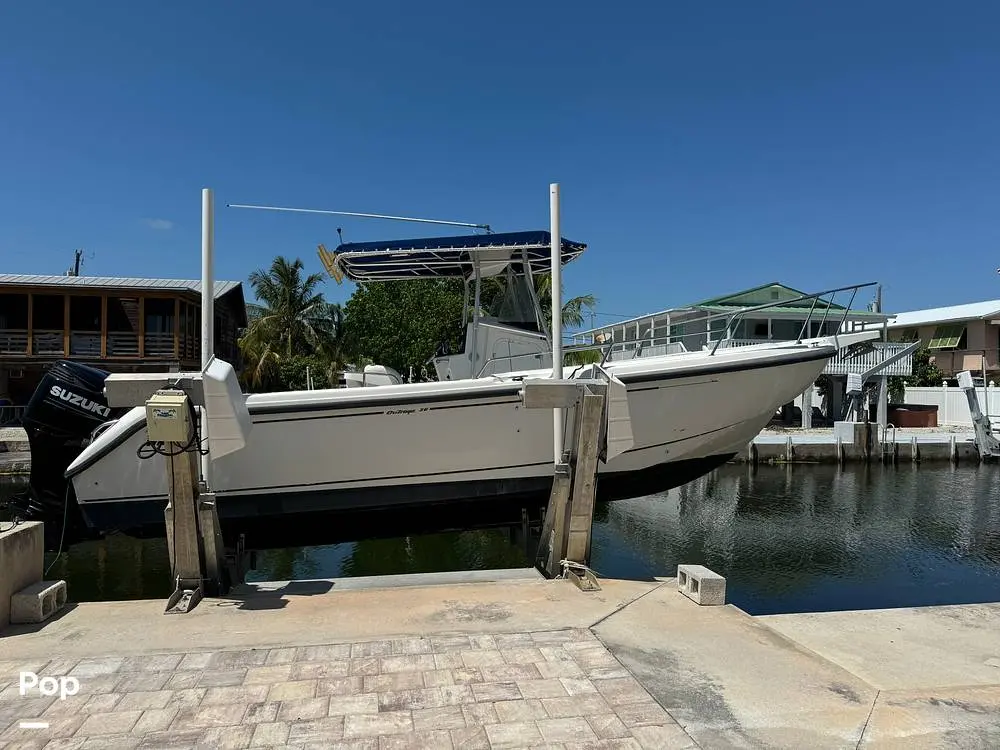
[66,343,836,534]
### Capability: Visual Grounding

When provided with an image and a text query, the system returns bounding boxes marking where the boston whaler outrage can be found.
[10,231,877,547]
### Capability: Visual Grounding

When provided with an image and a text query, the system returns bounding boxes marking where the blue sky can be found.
[2,1,999,327]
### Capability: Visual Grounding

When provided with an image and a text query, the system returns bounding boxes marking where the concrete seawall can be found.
[733,427,982,465]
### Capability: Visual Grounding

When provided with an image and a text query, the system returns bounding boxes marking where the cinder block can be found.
[676,564,726,606]
[11,580,67,624]
[0,520,44,628]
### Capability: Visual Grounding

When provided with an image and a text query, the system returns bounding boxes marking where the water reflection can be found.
[592,464,1000,614]
[3,464,1000,615]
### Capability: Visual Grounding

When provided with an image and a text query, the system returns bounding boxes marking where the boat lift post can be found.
[102,188,251,614]
[523,378,606,590]
[522,183,634,590]
[550,183,564,464]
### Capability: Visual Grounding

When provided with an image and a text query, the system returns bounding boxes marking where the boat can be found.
[8,230,877,548]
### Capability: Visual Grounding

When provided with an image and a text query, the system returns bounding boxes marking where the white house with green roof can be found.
[573,282,906,427]
[573,282,889,355]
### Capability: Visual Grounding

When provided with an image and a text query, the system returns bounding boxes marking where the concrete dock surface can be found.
[0,571,997,749]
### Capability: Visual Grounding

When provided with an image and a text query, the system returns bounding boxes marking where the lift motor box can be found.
[145,390,192,443]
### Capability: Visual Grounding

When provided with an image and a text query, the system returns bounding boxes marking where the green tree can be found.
[889,346,944,402]
[340,270,600,377]
[239,256,345,391]
[342,279,466,375]
[531,273,598,330]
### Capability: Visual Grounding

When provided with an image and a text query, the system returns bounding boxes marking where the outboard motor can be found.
[6,361,122,549]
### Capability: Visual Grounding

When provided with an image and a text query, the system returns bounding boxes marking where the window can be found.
[927,324,966,350]
[893,328,919,343]
[770,319,801,340]
[745,319,769,339]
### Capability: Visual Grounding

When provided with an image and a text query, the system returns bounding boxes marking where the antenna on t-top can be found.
[226,202,491,232]
[227,202,492,284]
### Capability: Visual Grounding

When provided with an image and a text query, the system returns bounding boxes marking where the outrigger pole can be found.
[226,203,491,232]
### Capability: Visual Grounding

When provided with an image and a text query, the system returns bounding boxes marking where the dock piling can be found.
[522,378,612,590]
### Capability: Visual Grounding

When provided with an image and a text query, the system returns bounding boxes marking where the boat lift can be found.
[957,370,1000,461]
[96,183,614,607]
[102,359,252,613]
[102,190,253,614]
[518,184,634,589]
[521,365,633,588]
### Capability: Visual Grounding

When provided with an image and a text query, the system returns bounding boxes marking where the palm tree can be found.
[532,273,598,329]
[239,257,344,389]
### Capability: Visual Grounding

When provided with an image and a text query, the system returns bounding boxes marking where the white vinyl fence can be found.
[903,385,1000,427]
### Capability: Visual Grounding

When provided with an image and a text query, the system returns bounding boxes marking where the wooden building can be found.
[0,274,247,408]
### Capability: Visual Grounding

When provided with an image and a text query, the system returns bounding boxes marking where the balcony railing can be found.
[70,332,101,357]
[144,332,175,357]
[824,342,914,377]
[0,329,28,354]
[32,330,64,355]
[107,331,139,357]
[0,328,185,359]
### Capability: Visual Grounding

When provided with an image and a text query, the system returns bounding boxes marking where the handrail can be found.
[563,281,880,365]
[708,282,876,355]
[458,280,882,379]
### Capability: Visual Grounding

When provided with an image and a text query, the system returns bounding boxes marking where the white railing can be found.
[824,342,913,377]
[605,341,687,361]
[0,329,28,354]
[903,384,1000,427]
[709,338,764,350]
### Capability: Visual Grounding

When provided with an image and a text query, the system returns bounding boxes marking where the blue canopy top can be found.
[331,230,586,282]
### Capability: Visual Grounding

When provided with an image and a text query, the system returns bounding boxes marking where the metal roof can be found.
[0,274,242,298]
[887,300,1000,329]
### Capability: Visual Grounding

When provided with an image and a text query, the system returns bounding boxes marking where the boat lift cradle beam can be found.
[522,379,606,590]
[102,373,227,613]
[521,367,634,591]
[957,370,1000,460]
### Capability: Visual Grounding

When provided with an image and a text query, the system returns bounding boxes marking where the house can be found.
[573,282,907,426]
[0,274,247,408]
[884,299,1000,378]
[573,282,888,353]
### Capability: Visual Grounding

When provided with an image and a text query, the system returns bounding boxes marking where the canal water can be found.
[2,464,999,616]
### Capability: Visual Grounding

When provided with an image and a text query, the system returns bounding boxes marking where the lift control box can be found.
[145,390,192,443]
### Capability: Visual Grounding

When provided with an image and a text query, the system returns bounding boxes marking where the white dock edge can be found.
[677,564,726,606]
[233,568,545,596]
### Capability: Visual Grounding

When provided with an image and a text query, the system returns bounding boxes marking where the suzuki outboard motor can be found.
[6,361,122,550]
